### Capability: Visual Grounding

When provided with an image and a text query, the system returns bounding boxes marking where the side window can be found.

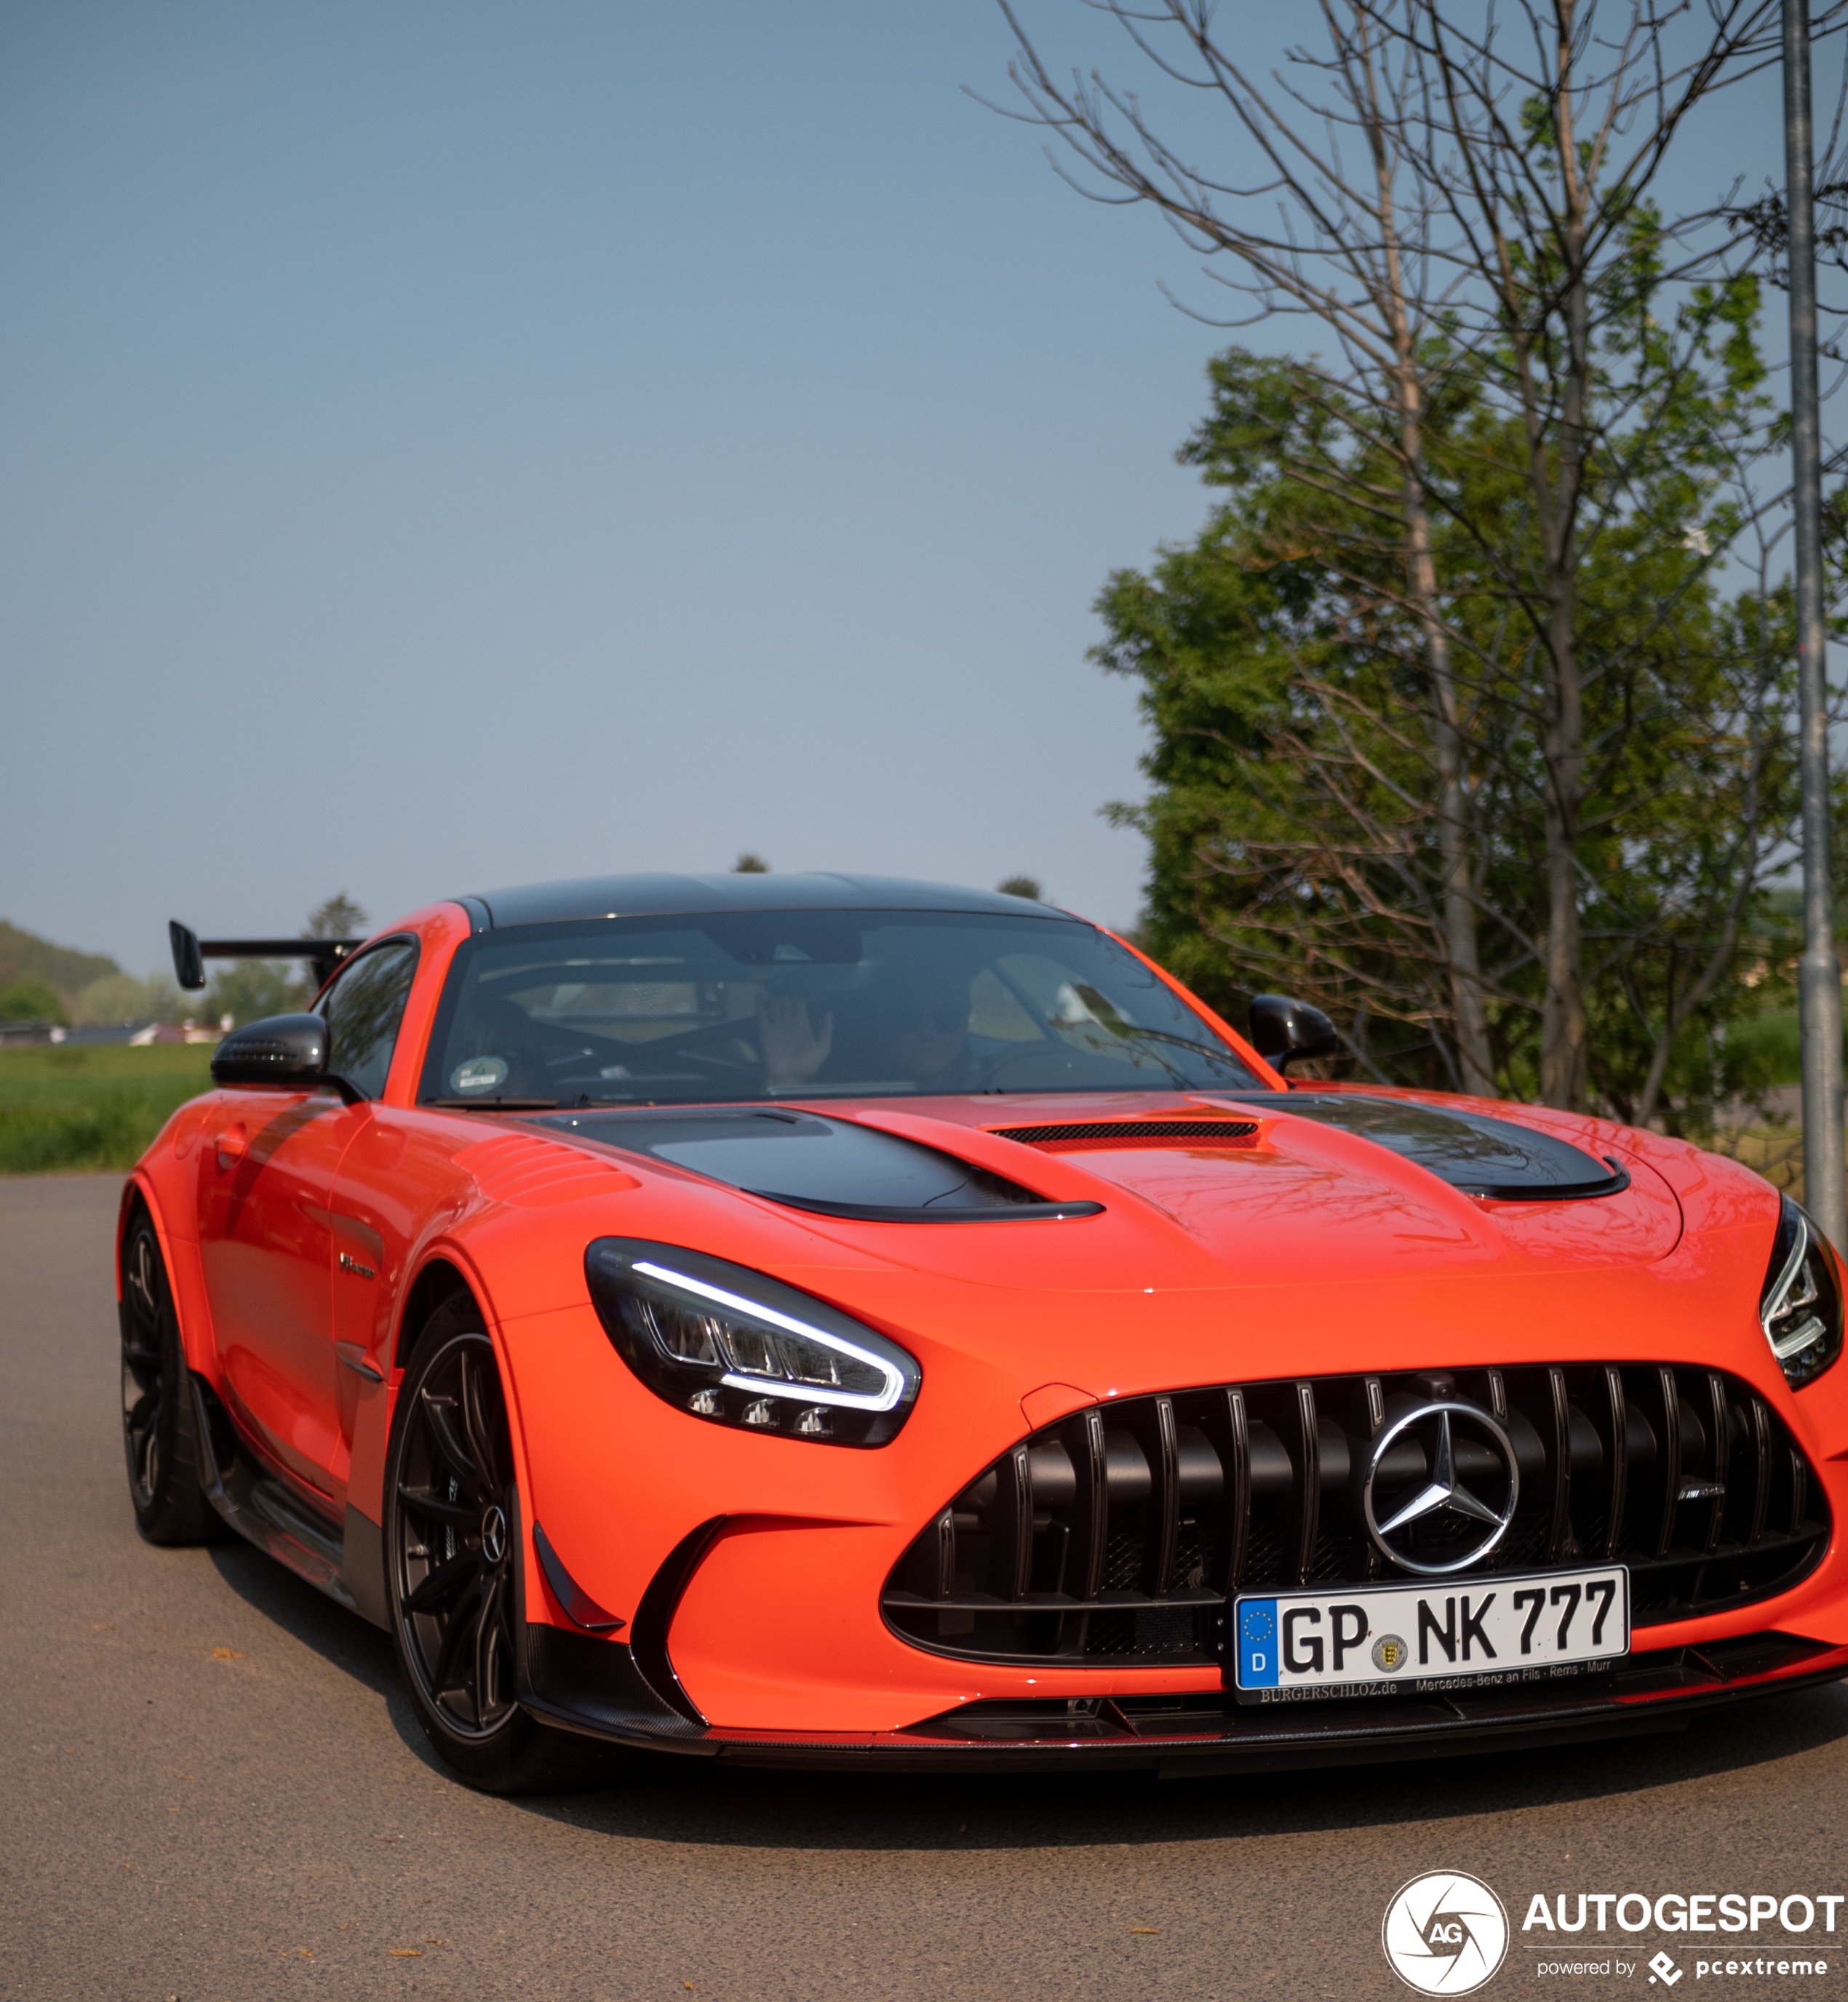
[321,941,419,1101]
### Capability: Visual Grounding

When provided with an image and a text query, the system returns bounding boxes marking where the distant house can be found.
[0,1020,65,1048]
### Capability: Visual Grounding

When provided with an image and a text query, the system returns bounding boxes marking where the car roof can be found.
[469,873,1064,929]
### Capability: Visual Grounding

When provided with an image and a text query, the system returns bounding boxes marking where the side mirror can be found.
[1248,994,1342,1073]
[211,1013,330,1089]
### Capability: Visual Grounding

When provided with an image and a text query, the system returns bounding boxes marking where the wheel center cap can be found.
[480,1504,507,1565]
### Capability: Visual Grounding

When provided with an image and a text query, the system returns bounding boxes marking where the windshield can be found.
[418,909,1264,1106]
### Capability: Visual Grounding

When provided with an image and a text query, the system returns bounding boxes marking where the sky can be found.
[0,1,1808,979]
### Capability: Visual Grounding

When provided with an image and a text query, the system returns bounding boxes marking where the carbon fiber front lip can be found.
[521,1630,1848,1773]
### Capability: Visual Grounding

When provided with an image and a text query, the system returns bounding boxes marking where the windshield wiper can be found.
[425,1096,560,1110]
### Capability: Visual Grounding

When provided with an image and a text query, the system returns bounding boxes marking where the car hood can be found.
[526,1087,1689,1291]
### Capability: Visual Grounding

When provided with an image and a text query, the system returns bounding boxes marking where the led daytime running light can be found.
[1763,1216,1825,1358]
[1759,1195,1845,1389]
[632,1259,906,1412]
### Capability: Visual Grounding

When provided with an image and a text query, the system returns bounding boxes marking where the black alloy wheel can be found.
[119,1210,221,1545]
[384,1302,616,1792]
[390,1323,520,1738]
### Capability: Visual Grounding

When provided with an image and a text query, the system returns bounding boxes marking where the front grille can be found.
[881,1365,1831,1666]
[992,1120,1258,1148]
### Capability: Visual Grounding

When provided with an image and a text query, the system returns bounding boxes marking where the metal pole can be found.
[1785,0,1847,1245]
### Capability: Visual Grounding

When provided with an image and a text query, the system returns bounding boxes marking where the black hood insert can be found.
[1235,1093,1630,1201]
[528,1108,1104,1223]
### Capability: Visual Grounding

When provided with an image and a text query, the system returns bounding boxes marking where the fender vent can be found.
[881,1363,1830,1667]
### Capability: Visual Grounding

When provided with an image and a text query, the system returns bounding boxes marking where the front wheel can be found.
[383,1301,623,1792]
[120,1210,223,1546]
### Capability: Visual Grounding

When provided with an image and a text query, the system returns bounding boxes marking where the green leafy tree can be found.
[1097,295,1804,1130]
[0,976,66,1025]
[204,962,307,1028]
[73,973,186,1028]
[997,875,1043,901]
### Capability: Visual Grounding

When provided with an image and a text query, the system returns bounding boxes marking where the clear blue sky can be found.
[0,1,1798,978]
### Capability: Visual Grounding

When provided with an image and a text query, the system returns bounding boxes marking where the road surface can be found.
[4,1173,1846,2001]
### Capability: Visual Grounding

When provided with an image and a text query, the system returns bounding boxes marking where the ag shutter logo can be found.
[1383,1871,1510,1995]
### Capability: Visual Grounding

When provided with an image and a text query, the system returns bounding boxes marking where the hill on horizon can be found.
[0,922,122,1008]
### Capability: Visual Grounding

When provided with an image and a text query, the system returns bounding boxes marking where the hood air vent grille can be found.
[992,1120,1259,1147]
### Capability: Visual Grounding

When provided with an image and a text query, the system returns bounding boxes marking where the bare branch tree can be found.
[995,0,1807,1112]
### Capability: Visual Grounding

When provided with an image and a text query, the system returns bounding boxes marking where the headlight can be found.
[1760,1195,1844,1389]
[584,1237,922,1447]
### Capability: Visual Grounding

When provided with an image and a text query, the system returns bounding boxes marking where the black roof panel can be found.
[472,872,1060,930]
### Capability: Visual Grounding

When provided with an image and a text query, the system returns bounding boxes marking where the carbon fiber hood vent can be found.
[1238,1094,1630,1200]
[532,1108,1103,1223]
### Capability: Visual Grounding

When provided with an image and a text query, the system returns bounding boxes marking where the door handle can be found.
[213,1127,247,1172]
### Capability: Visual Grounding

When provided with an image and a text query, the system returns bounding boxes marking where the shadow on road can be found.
[201,1532,1848,1851]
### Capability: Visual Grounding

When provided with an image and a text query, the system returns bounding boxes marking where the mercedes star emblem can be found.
[1363,1400,1520,1575]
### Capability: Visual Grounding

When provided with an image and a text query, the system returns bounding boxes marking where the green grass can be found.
[0,1044,215,1175]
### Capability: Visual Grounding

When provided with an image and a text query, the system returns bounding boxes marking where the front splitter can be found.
[520,1627,1848,1776]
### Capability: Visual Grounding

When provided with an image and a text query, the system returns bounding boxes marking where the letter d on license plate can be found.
[1234,1566,1628,1694]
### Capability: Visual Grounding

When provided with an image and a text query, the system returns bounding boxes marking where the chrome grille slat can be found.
[883,1363,1832,1667]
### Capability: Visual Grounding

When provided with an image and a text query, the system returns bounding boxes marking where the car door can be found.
[197,939,420,1509]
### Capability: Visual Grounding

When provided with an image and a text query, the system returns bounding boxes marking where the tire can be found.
[120,1208,223,1546]
[383,1299,627,1792]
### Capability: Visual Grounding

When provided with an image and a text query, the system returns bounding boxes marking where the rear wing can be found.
[169,920,362,994]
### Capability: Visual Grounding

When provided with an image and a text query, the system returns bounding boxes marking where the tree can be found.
[1096,302,1803,1128]
[993,0,1801,1110]
[204,962,306,1029]
[0,976,65,1025]
[305,894,367,940]
[997,874,1044,899]
[73,972,185,1028]
[733,853,770,874]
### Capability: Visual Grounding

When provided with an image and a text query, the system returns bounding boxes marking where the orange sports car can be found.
[119,874,1848,1790]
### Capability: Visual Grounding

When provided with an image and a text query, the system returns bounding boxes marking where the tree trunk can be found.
[1404,474,1495,1095]
[1363,12,1496,1097]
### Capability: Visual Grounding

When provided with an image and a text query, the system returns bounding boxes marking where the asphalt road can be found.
[6,1173,1848,2002]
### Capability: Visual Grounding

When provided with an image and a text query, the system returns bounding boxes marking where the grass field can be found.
[0,1045,214,1175]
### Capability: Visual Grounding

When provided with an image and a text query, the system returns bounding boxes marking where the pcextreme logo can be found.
[1384,1871,1512,1994]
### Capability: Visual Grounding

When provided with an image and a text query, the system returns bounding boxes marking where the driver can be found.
[757,993,833,1096]
[754,978,977,1096]
[889,982,975,1093]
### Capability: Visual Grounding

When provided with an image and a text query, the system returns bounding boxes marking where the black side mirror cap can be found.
[210,1013,330,1089]
[1248,994,1342,1072]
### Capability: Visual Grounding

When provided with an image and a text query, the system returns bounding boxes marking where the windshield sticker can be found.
[451,1056,509,1096]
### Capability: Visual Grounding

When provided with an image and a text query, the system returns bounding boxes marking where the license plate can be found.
[1233,1566,1628,1698]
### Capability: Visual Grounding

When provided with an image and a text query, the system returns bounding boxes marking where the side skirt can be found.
[188,1373,388,1629]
